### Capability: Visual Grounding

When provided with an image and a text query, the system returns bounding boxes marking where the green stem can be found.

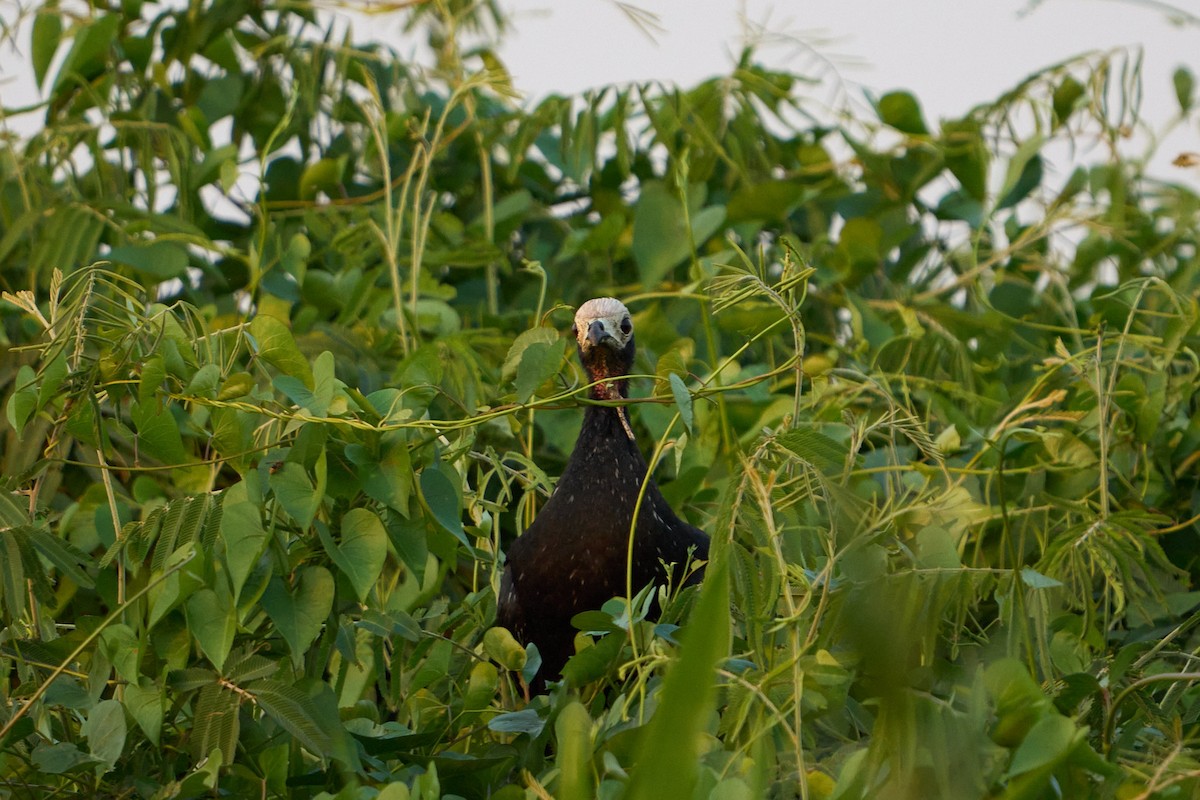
[624,410,682,668]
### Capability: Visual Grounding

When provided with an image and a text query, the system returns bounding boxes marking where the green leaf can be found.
[934,424,961,455]
[220,486,267,601]
[186,587,236,671]
[262,567,334,663]
[941,117,989,201]
[320,509,387,602]
[36,350,68,412]
[632,181,725,286]
[138,355,166,407]
[123,678,164,746]
[168,667,219,694]
[626,560,729,800]
[935,189,984,227]
[386,513,429,583]
[0,209,39,268]
[108,241,190,281]
[273,375,316,411]
[31,11,63,88]
[6,365,38,438]
[147,544,202,629]
[487,708,545,736]
[82,699,126,772]
[299,156,347,200]
[1049,630,1088,675]
[420,467,466,545]
[514,340,562,402]
[50,13,119,94]
[709,778,755,800]
[358,436,412,515]
[502,327,560,382]
[248,680,335,757]
[571,610,622,634]
[914,526,960,569]
[217,372,255,401]
[462,661,500,713]
[197,76,245,123]
[190,683,240,764]
[1003,714,1079,778]
[178,748,223,796]
[1175,66,1195,113]
[150,494,211,573]
[1135,370,1166,438]
[157,314,199,380]
[1020,567,1063,589]
[690,206,726,255]
[837,217,883,279]
[378,784,413,800]
[878,91,929,135]
[0,493,26,528]
[668,373,693,434]
[43,676,91,710]
[25,526,94,589]
[249,315,313,386]
[130,401,188,465]
[560,629,623,685]
[1052,76,1085,127]
[998,138,1044,210]
[725,180,807,223]
[224,651,278,684]
[985,659,1051,745]
[480,188,532,228]
[99,624,140,684]
[776,428,847,473]
[310,350,335,416]
[0,534,28,620]
[269,462,321,530]
[32,742,97,774]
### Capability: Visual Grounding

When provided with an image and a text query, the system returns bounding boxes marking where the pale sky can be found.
[1,0,1196,183]
[490,0,1197,183]
[497,0,1192,105]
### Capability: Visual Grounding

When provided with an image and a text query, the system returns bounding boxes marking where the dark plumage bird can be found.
[496,297,710,689]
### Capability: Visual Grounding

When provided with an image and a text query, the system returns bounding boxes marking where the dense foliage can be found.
[2,1,1200,797]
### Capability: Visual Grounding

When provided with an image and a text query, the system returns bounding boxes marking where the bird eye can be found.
[620,317,632,335]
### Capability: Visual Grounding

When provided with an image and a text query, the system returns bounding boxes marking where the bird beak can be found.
[585,320,613,348]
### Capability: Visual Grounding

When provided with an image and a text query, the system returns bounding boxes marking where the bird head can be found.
[572,297,635,399]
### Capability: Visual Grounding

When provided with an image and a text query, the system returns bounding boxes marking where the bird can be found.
[496,297,710,690]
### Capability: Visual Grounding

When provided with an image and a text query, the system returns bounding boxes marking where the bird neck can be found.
[586,369,628,402]
[581,398,637,444]
[582,356,630,401]
[578,339,636,438]
[579,337,635,402]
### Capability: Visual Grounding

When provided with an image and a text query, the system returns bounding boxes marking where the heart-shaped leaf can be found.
[262,566,334,663]
[269,462,321,530]
[122,678,163,746]
[669,372,693,434]
[319,510,386,602]
[514,341,562,402]
[632,181,726,286]
[220,485,267,601]
[419,468,467,546]
[82,699,127,772]
[186,587,236,671]
[248,315,313,385]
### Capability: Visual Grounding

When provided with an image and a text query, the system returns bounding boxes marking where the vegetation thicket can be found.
[2,1,1200,797]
